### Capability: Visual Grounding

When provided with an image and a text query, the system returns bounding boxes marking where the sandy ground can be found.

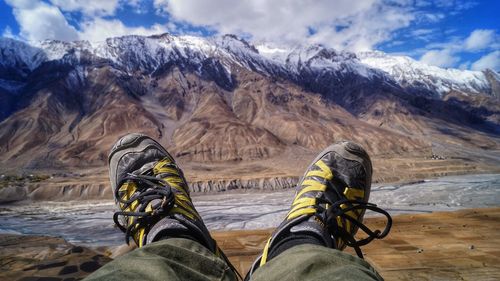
[1,208,499,280]
[213,207,500,280]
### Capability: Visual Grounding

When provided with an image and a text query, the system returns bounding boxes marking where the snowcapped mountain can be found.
[0,33,499,172]
[257,43,383,78]
[1,34,497,98]
[358,51,493,96]
[0,38,46,92]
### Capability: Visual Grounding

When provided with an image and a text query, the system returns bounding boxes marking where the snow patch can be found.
[358,51,491,95]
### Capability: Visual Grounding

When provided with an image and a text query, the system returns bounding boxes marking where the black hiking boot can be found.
[245,141,392,280]
[108,133,240,278]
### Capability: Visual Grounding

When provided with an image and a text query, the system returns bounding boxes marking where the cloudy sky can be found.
[1,0,499,71]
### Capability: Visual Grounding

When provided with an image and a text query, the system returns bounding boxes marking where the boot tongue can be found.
[289,219,334,247]
[132,161,156,176]
[136,160,175,212]
[286,178,345,248]
[324,176,348,204]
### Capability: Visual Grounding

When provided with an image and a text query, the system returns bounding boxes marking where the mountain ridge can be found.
[0,33,499,179]
[1,34,498,99]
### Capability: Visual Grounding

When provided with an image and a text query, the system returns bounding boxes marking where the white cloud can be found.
[125,0,150,14]
[420,13,445,23]
[435,0,477,10]
[3,0,494,73]
[6,0,79,41]
[79,18,168,42]
[458,61,470,70]
[420,49,459,68]
[4,0,37,9]
[4,0,167,42]
[434,0,454,7]
[159,0,415,51]
[409,28,436,41]
[153,0,168,14]
[49,0,119,16]
[471,51,500,71]
[415,0,432,7]
[411,29,434,36]
[2,26,16,39]
[464,29,496,51]
[410,28,499,70]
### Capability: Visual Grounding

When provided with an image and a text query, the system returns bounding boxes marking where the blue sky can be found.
[1,0,499,71]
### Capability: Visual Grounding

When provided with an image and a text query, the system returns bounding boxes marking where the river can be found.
[0,173,498,247]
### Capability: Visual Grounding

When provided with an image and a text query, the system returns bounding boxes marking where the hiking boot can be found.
[108,133,217,251]
[246,141,392,279]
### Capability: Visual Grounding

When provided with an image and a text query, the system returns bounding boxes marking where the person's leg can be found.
[250,244,382,281]
[85,238,237,281]
[245,141,392,281]
[84,133,239,281]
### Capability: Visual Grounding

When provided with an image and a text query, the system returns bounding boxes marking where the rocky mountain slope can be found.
[0,34,498,181]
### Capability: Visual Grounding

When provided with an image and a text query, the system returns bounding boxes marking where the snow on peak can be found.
[255,44,289,60]
[0,34,497,97]
[255,43,379,78]
[0,38,46,71]
[37,40,92,61]
[358,51,491,95]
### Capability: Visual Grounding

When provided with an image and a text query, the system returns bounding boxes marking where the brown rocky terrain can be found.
[0,34,499,196]
[2,153,499,203]
[0,67,430,169]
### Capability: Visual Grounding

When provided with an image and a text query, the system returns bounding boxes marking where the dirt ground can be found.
[1,208,499,280]
[213,207,500,280]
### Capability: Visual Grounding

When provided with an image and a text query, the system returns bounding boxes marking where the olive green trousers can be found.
[85,238,383,281]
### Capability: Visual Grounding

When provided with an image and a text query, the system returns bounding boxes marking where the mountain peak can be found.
[1,34,498,97]
[147,32,173,40]
[0,33,499,173]
[359,51,494,96]
[218,34,259,54]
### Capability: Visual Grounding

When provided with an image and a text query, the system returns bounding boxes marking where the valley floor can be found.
[2,153,500,203]
[2,208,499,281]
